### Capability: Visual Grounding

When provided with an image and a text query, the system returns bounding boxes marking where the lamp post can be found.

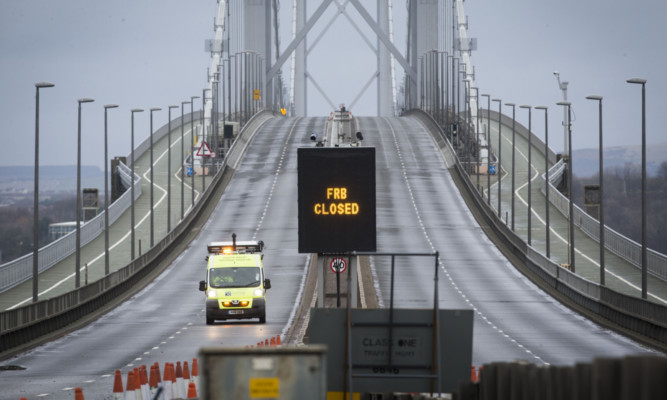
[554,71,569,154]
[130,109,143,260]
[556,101,574,272]
[492,98,502,218]
[481,94,491,206]
[76,97,94,288]
[585,95,605,285]
[202,88,211,191]
[180,101,189,220]
[167,105,179,233]
[472,87,480,190]
[535,106,551,258]
[505,102,516,230]
[520,105,532,245]
[149,107,161,248]
[626,78,647,299]
[190,96,200,208]
[103,104,118,276]
[33,82,54,302]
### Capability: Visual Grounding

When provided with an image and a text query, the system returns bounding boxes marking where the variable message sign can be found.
[297,147,376,253]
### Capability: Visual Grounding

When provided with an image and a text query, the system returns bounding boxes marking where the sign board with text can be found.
[309,308,473,394]
[297,147,376,253]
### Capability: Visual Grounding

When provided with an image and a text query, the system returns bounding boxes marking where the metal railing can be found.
[0,110,276,353]
[0,112,205,294]
[0,165,141,293]
[544,159,667,281]
[410,109,666,347]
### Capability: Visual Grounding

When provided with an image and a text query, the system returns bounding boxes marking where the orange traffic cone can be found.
[149,365,159,397]
[184,361,191,381]
[192,357,200,391]
[470,366,477,382]
[126,370,137,400]
[270,337,276,346]
[175,361,185,399]
[264,339,269,347]
[133,367,143,400]
[276,334,281,345]
[112,369,124,400]
[140,365,150,400]
[162,363,173,400]
[74,387,85,400]
[187,382,198,399]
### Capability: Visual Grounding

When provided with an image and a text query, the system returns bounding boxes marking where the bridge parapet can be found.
[408,109,666,350]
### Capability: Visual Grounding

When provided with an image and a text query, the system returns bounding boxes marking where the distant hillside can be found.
[572,143,667,178]
[0,165,104,194]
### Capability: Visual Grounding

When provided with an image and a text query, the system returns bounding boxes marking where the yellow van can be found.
[198,238,271,324]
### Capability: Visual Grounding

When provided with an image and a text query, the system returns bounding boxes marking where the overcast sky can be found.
[1,0,664,170]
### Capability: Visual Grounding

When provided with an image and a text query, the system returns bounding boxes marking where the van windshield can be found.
[209,267,260,288]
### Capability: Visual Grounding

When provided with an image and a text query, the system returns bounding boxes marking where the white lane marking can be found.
[506,130,666,304]
[8,127,195,310]
[383,117,549,365]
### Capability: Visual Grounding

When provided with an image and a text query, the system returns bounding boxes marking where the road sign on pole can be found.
[196,141,214,157]
[330,257,347,273]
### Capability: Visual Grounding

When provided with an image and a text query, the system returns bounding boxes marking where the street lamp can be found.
[33,81,54,302]
[556,101,575,272]
[492,98,502,218]
[149,107,161,248]
[103,104,118,276]
[535,106,551,258]
[76,97,94,288]
[505,102,516,230]
[190,96,200,208]
[586,95,604,285]
[130,108,144,260]
[202,88,211,190]
[471,87,480,190]
[481,94,491,206]
[626,78,647,299]
[167,105,179,233]
[181,101,190,220]
[554,71,569,154]
[520,105,532,245]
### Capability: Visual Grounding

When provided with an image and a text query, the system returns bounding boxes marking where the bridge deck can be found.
[0,121,212,310]
[482,116,667,304]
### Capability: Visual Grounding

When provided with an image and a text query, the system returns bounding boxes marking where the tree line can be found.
[0,194,77,264]
[573,161,667,254]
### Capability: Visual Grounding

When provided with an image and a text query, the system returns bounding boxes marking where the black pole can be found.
[76,97,94,288]
[33,82,54,302]
[536,106,550,259]
[103,104,118,276]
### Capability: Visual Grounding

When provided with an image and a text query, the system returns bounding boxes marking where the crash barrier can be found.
[0,112,205,294]
[0,161,141,293]
[545,158,667,282]
[0,111,276,355]
[408,109,666,348]
[453,355,667,400]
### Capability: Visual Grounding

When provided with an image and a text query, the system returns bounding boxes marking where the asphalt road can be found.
[0,116,322,399]
[0,115,657,399]
[358,115,655,366]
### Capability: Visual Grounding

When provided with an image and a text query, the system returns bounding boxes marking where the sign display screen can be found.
[297,147,376,253]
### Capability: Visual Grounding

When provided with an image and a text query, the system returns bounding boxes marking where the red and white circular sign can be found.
[330,257,347,274]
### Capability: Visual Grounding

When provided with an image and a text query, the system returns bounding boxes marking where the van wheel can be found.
[259,312,266,324]
[206,314,215,325]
